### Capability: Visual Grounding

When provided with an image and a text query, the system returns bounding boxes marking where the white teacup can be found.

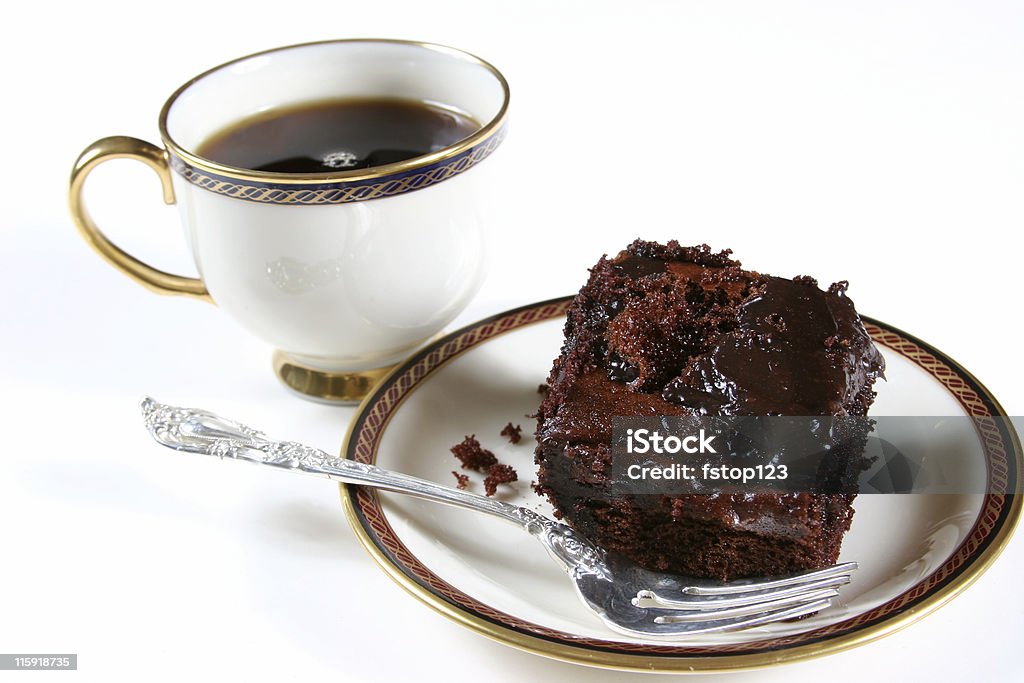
[70,40,509,401]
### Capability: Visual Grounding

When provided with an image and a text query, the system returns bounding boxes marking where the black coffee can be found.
[196,97,480,173]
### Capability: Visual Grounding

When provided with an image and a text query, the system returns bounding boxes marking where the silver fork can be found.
[140,397,856,639]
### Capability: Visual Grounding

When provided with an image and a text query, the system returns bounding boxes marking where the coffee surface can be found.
[197,97,479,173]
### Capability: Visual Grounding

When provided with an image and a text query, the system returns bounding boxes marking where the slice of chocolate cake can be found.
[534,240,885,580]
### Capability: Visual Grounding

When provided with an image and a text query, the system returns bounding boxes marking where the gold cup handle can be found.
[69,136,211,302]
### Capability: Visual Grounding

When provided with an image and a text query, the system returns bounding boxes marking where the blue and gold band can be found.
[167,123,506,205]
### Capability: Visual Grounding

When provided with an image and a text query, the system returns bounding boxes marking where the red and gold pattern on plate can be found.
[340,297,1022,672]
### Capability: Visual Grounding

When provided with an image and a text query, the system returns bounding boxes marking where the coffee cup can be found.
[69,39,509,402]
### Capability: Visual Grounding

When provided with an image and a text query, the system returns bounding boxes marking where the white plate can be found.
[341,298,1021,672]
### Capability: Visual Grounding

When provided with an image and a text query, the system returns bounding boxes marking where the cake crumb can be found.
[450,435,519,496]
[537,384,549,394]
[484,463,518,496]
[500,422,522,444]
[828,280,849,295]
[450,435,497,471]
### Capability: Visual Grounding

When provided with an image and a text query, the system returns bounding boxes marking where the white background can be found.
[2,1,1022,681]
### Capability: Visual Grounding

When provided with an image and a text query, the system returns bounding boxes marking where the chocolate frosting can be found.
[663,277,884,416]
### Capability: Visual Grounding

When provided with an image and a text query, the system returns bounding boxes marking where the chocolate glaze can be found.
[663,277,883,415]
[613,255,669,278]
[534,240,885,580]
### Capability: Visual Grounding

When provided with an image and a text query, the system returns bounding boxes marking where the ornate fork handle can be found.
[139,398,607,575]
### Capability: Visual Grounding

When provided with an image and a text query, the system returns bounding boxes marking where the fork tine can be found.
[649,597,835,635]
[636,573,851,610]
[680,562,857,596]
[649,587,840,622]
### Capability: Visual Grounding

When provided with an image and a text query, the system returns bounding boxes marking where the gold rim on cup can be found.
[158,39,511,205]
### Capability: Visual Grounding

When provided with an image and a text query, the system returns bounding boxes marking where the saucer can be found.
[338,298,1021,672]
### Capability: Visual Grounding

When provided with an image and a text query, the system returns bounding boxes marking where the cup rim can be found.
[157,38,510,186]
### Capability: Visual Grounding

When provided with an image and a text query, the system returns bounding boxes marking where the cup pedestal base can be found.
[272,351,394,404]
